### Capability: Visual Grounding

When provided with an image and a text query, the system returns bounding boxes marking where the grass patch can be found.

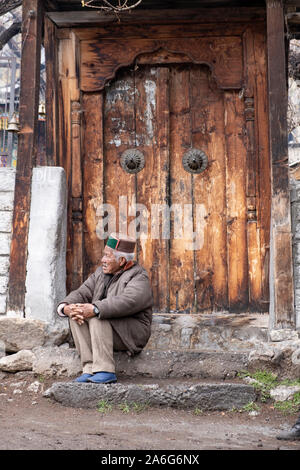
[97,400,113,413]
[238,369,278,401]
[238,369,300,413]
[273,391,300,415]
[118,401,149,413]
[241,401,261,413]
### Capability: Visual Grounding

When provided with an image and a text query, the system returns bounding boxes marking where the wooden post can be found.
[7,0,43,316]
[44,16,59,167]
[266,0,295,329]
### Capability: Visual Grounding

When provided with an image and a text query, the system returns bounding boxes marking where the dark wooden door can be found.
[82,62,265,313]
[55,25,270,314]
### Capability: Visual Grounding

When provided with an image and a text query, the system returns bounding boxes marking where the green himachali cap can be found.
[106,232,136,253]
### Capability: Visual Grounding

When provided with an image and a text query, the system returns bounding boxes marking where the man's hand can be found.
[64,303,95,325]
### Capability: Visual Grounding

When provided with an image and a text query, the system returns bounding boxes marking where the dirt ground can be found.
[0,371,299,453]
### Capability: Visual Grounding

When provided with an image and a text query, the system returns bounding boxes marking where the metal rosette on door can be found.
[182,148,208,174]
[120,149,145,174]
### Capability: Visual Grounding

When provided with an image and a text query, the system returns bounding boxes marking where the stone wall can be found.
[290,174,300,330]
[0,168,15,314]
[0,167,68,329]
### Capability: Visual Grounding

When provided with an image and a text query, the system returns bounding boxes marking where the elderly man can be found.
[57,233,153,384]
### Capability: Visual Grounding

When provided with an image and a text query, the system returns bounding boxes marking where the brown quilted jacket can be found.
[59,263,153,355]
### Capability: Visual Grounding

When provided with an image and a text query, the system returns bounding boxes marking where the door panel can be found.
[82,62,265,313]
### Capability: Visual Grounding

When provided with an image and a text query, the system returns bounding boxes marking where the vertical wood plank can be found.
[191,66,228,312]
[243,27,263,310]
[136,66,170,312]
[8,0,43,316]
[103,69,136,238]
[224,91,248,312]
[44,16,59,166]
[82,93,105,279]
[70,100,83,288]
[254,29,271,309]
[266,0,295,328]
[169,66,194,312]
[58,32,80,291]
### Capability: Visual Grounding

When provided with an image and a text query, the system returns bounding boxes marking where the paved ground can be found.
[0,372,299,452]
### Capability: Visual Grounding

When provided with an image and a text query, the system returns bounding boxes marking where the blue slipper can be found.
[74,373,93,383]
[87,372,117,384]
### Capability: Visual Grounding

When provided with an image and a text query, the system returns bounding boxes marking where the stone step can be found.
[115,349,249,380]
[148,312,269,352]
[44,379,257,411]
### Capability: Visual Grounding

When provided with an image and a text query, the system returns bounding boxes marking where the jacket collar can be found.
[114,260,135,275]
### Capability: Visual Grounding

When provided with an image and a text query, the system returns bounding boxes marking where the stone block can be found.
[44,381,257,410]
[0,168,16,192]
[115,350,249,379]
[293,221,300,240]
[0,349,35,372]
[0,233,11,255]
[0,256,9,276]
[25,167,67,324]
[0,317,46,352]
[291,202,300,223]
[0,192,14,211]
[270,384,300,402]
[146,313,269,352]
[0,275,8,295]
[32,345,81,377]
[0,211,13,232]
[269,329,299,342]
[0,317,69,353]
[0,294,6,314]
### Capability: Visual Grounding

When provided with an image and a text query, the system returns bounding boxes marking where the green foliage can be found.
[238,369,278,402]
[118,401,149,413]
[274,391,300,415]
[238,369,300,413]
[97,400,113,413]
[241,402,261,413]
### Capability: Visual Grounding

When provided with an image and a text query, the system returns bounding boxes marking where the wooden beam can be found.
[266,0,295,329]
[7,0,43,316]
[46,7,266,27]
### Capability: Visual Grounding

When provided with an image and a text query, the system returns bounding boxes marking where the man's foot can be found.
[87,372,117,384]
[276,426,300,441]
[73,373,93,383]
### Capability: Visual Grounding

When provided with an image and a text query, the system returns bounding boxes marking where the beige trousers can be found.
[70,317,127,374]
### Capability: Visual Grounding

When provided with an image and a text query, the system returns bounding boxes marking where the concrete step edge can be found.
[114,349,250,379]
[44,381,257,410]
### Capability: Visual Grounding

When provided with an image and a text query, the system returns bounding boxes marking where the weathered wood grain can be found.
[82,93,105,279]
[224,91,248,312]
[47,7,266,28]
[70,100,83,288]
[191,66,228,312]
[254,29,270,309]
[8,0,43,315]
[243,27,263,309]
[44,16,59,166]
[103,69,136,237]
[58,32,81,291]
[266,0,295,327]
[80,36,243,92]
[169,66,194,312]
[55,19,273,315]
[136,67,170,311]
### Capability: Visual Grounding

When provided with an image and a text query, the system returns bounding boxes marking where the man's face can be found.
[101,246,125,274]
